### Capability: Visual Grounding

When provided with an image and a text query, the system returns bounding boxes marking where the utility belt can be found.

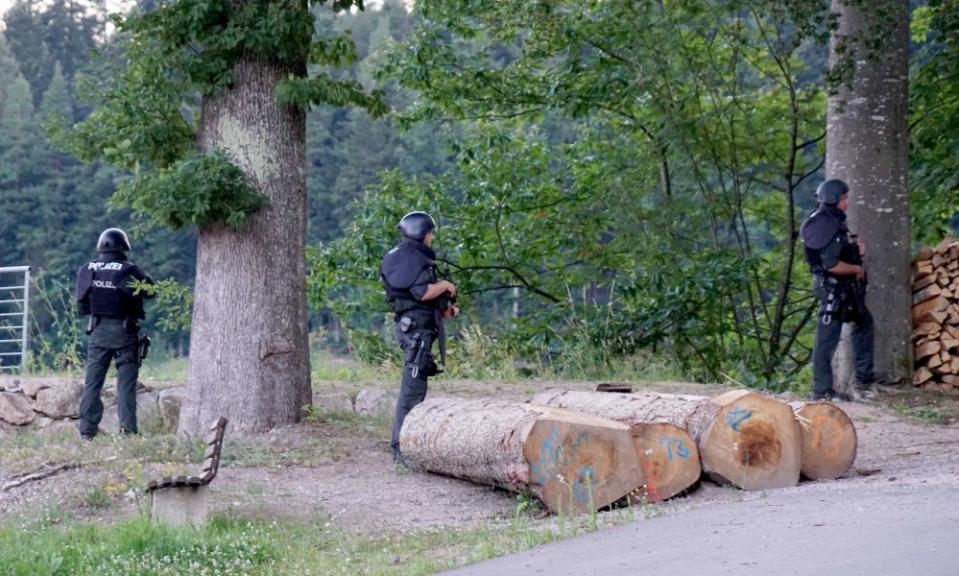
[396,313,440,378]
[86,315,151,364]
[815,274,866,325]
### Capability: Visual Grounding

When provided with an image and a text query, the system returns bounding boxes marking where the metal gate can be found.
[0,266,30,371]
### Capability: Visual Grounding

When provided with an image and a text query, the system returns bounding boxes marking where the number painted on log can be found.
[658,436,690,460]
[726,407,753,431]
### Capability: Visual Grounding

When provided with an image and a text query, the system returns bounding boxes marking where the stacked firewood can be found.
[912,238,959,390]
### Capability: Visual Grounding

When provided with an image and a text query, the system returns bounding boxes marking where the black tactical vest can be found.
[800,206,859,276]
[380,240,438,313]
[76,256,145,319]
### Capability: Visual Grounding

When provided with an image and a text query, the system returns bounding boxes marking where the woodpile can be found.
[911,238,959,391]
[532,389,803,490]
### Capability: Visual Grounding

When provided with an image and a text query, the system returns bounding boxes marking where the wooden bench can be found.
[146,417,228,526]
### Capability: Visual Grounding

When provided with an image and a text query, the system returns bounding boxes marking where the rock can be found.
[41,419,80,438]
[0,392,35,425]
[33,381,84,418]
[312,391,354,413]
[354,388,398,418]
[35,416,53,428]
[20,379,52,398]
[137,390,161,423]
[158,387,188,431]
[0,376,21,392]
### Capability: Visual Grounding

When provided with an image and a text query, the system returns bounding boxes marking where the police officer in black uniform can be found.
[380,212,459,463]
[801,179,877,401]
[75,228,154,439]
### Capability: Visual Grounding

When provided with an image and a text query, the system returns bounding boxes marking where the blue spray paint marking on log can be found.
[726,407,753,431]
[658,436,690,460]
[529,425,595,506]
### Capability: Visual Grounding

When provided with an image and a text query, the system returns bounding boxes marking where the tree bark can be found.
[827,0,912,384]
[178,53,311,435]
[789,400,858,480]
[399,397,645,514]
[532,389,802,490]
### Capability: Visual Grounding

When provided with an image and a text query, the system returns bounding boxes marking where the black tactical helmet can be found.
[816,179,850,205]
[398,211,436,241]
[96,228,131,253]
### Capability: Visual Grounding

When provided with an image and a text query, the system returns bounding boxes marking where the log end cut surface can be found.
[523,415,644,514]
[630,423,701,502]
[794,401,857,480]
[697,392,802,490]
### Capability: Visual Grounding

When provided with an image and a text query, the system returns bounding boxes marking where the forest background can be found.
[1,0,957,390]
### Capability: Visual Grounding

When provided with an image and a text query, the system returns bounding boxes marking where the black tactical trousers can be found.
[813,305,875,397]
[390,316,437,456]
[78,317,140,437]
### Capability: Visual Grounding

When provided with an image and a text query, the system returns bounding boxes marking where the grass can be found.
[891,401,951,425]
[0,503,638,576]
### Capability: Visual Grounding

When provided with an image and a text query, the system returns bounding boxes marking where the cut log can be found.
[933,253,951,268]
[629,422,701,502]
[913,283,942,305]
[531,389,801,490]
[946,325,959,341]
[789,401,857,481]
[913,296,950,326]
[941,375,959,387]
[934,237,954,254]
[916,341,942,361]
[941,338,959,352]
[912,274,937,292]
[952,357,959,374]
[399,397,644,514]
[914,366,934,385]
[927,354,942,369]
[914,247,934,263]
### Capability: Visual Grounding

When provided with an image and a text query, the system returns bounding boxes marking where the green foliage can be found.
[57,0,387,233]
[315,1,835,385]
[26,274,85,374]
[132,278,194,333]
[910,0,959,247]
[113,149,265,230]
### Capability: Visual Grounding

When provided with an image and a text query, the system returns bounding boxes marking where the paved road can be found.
[444,480,959,576]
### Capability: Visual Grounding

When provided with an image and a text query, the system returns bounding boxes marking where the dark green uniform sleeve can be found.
[820,237,842,270]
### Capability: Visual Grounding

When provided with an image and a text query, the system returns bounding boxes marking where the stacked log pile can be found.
[911,239,959,391]
[401,390,858,514]
[532,389,804,489]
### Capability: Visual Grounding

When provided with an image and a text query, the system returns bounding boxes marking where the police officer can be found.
[75,228,154,439]
[801,179,878,401]
[380,212,459,463]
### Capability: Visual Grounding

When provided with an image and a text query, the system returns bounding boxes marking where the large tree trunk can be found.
[532,389,802,490]
[827,0,912,384]
[400,397,646,514]
[178,54,311,435]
